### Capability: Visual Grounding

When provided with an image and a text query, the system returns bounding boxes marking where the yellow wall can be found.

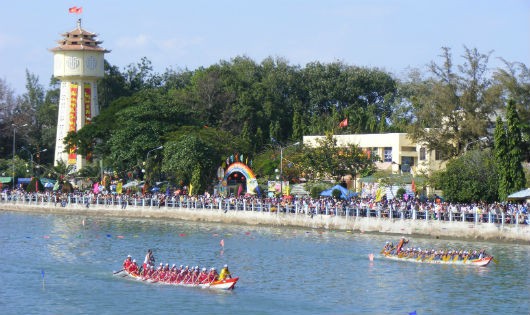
[303,133,447,176]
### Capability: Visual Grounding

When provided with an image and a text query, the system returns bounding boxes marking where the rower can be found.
[218,264,232,280]
[207,267,218,282]
[197,267,208,284]
[128,259,139,274]
[123,255,132,270]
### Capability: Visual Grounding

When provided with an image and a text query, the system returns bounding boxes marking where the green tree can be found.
[98,60,130,110]
[0,78,22,157]
[161,134,218,194]
[190,164,202,195]
[300,133,376,181]
[406,47,501,158]
[433,150,498,203]
[26,177,44,193]
[493,60,530,161]
[494,100,527,200]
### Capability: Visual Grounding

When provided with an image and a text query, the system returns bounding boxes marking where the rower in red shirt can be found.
[123,255,132,270]
[178,266,189,283]
[197,267,208,284]
[207,267,218,283]
[128,259,139,275]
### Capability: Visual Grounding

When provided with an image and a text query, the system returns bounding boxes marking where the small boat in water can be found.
[114,269,239,290]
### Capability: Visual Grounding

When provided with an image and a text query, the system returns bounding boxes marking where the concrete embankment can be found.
[1,203,529,243]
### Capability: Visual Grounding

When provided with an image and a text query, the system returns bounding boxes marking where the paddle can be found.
[492,257,499,264]
[113,269,124,275]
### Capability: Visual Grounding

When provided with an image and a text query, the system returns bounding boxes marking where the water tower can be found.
[50,19,109,170]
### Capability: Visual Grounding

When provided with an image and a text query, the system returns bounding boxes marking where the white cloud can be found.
[115,34,150,48]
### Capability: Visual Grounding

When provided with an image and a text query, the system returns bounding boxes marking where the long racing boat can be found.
[380,239,494,267]
[381,252,493,267]
[114,269,239,290]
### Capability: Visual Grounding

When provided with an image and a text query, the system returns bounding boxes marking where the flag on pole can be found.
[116,182,123,194]
[68,6,83,14]
[339,118,348,128]
[411,179,416,193]
[375,187,383,202]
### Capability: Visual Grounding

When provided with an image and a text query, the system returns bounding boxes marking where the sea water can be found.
[0,211,528,314]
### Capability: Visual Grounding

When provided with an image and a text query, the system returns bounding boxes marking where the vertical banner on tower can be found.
[84,83,92,161]
[68,83,78,164]
[84,83,91,124]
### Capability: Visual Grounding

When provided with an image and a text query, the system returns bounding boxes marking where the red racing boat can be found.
[113,269,239,290]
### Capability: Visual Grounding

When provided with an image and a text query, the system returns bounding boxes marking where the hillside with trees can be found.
[0,47,528,201]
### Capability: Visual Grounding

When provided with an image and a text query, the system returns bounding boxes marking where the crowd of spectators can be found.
[1,187,528,225]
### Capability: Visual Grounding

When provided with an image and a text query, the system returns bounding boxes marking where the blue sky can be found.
[1,0,528,94]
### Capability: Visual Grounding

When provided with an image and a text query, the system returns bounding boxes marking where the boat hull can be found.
[114,270,238,290]
[382,254,493,267]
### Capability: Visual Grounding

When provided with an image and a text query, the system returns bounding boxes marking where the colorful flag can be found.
[93,182,99,194]
[188,184,193,196]
[375,187,383,202]
[237,184,243,197]
[411,179,416,193]
[220,239,225,247]
[68,6,83,14]
[339,118,348,128]
[116,182,123,194]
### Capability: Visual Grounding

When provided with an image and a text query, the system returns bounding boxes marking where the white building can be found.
[303,133,447,176]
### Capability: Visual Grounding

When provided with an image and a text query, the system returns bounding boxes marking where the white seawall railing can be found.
[1,194,529,243]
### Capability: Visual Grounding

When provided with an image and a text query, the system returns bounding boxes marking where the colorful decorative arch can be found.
[222,162,258,195]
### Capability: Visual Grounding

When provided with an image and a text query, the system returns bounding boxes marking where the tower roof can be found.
[50,19,110,53]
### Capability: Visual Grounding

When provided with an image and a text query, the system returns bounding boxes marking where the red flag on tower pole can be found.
[68,6,83,14]
[339,118,348,128]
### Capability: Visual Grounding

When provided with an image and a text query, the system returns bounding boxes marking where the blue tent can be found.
[320,184,356,200]
[17,178,32,185]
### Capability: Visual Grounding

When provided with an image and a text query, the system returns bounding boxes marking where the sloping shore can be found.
[1,203,529,243]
